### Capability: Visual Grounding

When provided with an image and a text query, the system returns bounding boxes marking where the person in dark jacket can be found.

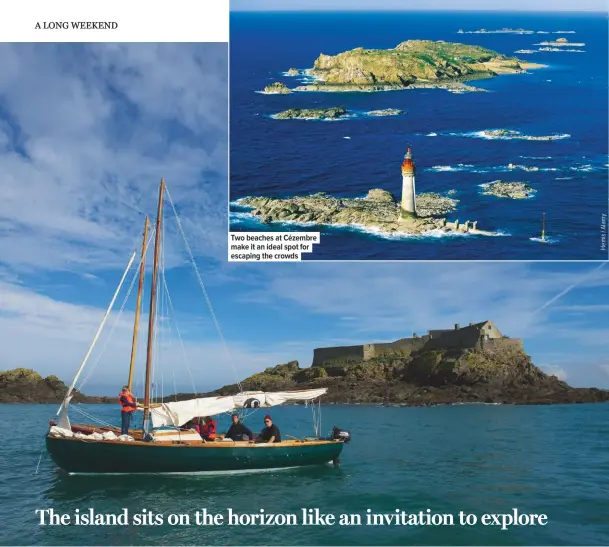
[257,414,281,443]
[118,385,137,435]
[225,413,253,441]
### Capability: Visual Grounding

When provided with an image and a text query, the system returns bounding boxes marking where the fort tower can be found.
[401,147,417,217]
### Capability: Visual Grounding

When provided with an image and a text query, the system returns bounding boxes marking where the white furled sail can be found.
[233,389,328,409]
[149,388,328,428]
[150,396,236,428]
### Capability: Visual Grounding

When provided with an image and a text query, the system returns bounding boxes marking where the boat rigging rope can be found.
[77,228,156,393]
[71,405,116,428]
[161,273,200,401]
[164,184,243,392]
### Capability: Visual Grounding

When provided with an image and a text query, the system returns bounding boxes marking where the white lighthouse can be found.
[401,147,417,217]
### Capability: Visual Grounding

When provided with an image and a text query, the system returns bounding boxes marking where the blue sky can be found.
[0,44,608,398]
[231,0,607,11]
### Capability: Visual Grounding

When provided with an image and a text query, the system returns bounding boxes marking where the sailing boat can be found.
[45,179,349,474]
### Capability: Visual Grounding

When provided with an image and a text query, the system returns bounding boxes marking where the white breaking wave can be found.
[427,164,474,172]
[230,211,505,240]
[530,236,559,244]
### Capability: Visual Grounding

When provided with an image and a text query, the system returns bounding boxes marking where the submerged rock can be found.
[262,82,291,94]
[482,181,536,199]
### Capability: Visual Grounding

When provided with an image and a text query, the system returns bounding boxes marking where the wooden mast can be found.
[143,180,165,432]
[127,216,149,391]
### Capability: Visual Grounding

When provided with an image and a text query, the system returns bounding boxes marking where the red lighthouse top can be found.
[401,147,415,174]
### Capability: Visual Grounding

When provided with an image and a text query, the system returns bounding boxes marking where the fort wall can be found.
[312,345,365,367]
[481,338,524,354]
[312,323,522,367]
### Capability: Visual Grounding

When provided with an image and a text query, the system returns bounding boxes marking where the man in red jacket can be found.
[119,385,137,435]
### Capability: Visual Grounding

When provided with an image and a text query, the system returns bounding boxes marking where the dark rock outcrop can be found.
[0,368,111,403]
[177,347,609,406]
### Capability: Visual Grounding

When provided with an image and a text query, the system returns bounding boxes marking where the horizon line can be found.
[231,8,608,13]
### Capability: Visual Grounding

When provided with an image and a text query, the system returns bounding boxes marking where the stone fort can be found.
[312,320,523,367]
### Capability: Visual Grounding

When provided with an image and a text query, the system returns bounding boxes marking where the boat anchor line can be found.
[46,179,351,474]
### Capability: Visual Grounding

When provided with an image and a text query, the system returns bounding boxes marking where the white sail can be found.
[149,396,236,428]
[233,389,328,409]
[149,388,328,428]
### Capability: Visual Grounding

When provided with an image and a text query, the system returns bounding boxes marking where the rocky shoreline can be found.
[237,189,493,236]
[185,346,609,407]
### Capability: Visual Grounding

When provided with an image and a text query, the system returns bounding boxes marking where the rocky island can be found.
[481,129,569,141]
[287,40,544,93]
[0,368,110,404]
[174,321,609,406]
[271,106,404,120]
[482,181,536,199]
[261,82,291,94]
[273,106,349,120]
[237,189,484,236]
[367,108,403,116]
[236,148,494,237]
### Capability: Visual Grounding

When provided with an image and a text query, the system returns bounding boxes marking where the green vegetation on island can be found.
[290,40,544,93]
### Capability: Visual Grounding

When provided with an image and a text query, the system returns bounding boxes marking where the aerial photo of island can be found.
[229,5,608,260]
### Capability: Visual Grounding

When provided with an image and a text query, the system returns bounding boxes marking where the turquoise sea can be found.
[1,403,608,545]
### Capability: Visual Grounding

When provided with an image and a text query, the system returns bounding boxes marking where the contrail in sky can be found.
[530,262,607,319]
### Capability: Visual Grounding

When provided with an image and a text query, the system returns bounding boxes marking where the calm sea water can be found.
[229,11,609,260]
[1,403,609,545]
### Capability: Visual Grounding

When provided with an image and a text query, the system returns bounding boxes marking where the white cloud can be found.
[0,278,290,394]
[539,364,568,381]
[0,43,227,273]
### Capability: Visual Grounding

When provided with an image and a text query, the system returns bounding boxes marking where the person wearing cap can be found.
[225,413,254,441]
[257,414,281,443]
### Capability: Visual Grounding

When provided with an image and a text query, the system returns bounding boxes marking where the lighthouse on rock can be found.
[401,147,417,217]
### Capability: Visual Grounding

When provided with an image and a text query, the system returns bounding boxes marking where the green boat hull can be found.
[46,436,344,474]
